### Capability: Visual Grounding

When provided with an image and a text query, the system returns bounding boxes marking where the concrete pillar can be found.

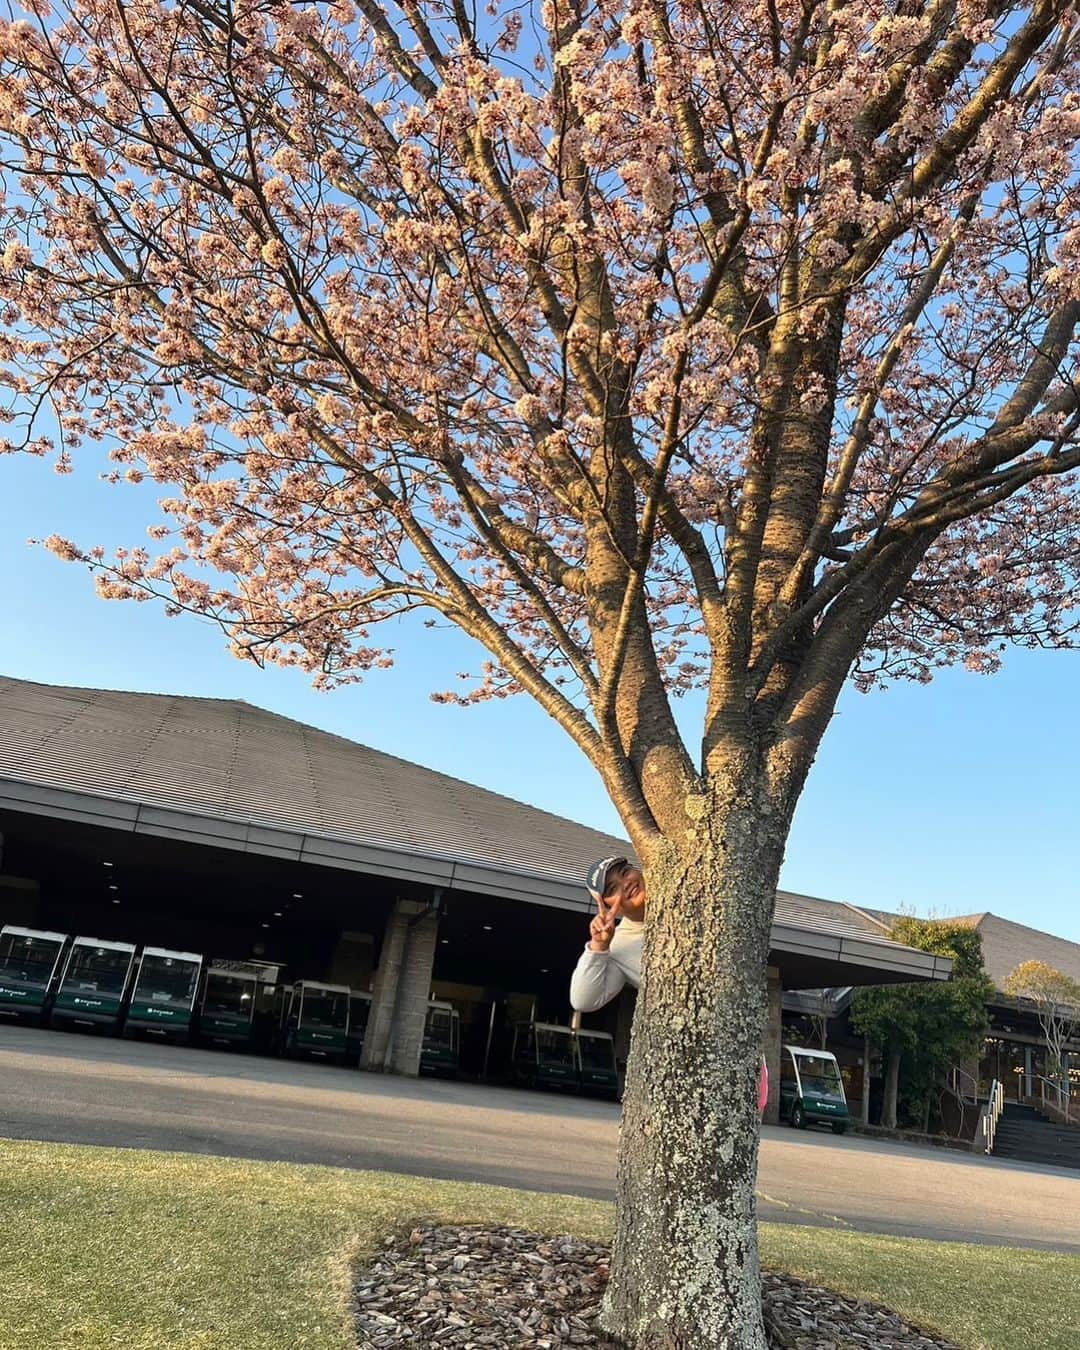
[361,905,408,1072]
[764,965,782,1125]
[389,904,439,1075]
[361,898,439,1076]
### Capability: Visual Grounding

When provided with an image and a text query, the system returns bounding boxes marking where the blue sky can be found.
[2,448,1078,944]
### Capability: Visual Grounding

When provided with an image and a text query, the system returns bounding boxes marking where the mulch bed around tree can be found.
[352,1224,962,1349]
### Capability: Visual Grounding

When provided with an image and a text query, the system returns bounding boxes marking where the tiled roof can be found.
[954,913,1080,989]
[843,905,1080,993]
[0,674,627,888]
[775,891,903,947]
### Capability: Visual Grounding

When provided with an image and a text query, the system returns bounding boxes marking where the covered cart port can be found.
[0,676,951,1119]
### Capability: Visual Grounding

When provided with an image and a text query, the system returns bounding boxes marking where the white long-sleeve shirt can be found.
[569,917,643,1012]
[569,915,770,1110]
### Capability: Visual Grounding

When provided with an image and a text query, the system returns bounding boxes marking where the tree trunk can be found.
[881,1051,901,1130]
[602,782,783,1350]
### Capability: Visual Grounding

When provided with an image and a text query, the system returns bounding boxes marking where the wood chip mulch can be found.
[352,1224,962,1349]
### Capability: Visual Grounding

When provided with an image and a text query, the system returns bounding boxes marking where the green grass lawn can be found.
[0,1137,1075,1350]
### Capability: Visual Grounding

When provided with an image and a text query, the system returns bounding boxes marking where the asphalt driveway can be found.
[1,1024,1077,1251]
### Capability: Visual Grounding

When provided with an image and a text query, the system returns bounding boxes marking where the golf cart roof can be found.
[141,946,202,963]
[71,935,136,953]
[785,1046,839,1060]
[295,980,350,993]
[1,925,68,943]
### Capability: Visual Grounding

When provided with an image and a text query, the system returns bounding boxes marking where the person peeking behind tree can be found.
[569,856,645,1012]
[569,854,769,1114]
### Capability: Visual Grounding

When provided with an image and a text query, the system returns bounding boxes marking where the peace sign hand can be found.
[588,893,621,952]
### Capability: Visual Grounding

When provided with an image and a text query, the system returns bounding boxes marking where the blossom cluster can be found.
[0,0,1077,717]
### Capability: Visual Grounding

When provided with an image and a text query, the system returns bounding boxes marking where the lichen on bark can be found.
[602,772,784,1350]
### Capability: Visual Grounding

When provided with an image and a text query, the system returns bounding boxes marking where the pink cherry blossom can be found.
[2,8,1080,1341]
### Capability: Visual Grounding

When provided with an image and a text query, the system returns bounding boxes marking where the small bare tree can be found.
[1004,961,1080,1097]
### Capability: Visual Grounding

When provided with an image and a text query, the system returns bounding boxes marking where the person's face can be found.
[606,866,646,922]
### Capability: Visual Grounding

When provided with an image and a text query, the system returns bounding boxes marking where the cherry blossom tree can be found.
[2,1,1080,1344]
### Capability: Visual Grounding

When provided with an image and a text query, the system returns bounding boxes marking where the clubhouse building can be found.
[0,675,953,1120]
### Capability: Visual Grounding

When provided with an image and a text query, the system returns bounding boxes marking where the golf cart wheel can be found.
[791,1102,806,1129]
[831,1122,847,1135]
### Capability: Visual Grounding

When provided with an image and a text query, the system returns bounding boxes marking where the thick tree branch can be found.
[775,195,980,613]
[841,0,1072,285]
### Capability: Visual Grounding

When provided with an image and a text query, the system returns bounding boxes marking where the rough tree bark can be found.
[602,756,784,1350]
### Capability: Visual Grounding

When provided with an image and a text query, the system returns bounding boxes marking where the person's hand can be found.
[588,893,621,952]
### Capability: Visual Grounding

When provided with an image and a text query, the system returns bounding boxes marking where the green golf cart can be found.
[198,965,258,1046]
[575,1028,620,1099]
[511,1020,579,1092]
[0,926,69,1023]
[420,999,460,1076]
[123,947,203,1042]
[281,980,350,1060]
[50,935,137,1032]
[779,1045,850,1133]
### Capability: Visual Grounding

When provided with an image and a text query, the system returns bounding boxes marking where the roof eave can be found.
[769,922,952,983]
[0,774,591,911]
[0,774,952,981]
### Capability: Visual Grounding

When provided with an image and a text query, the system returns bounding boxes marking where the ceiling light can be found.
[540,968,548,974]
[440,939,449,945]
[482,925,493,931]
[108,885,118,891]
[102,860,114,867]
[112,899,120,906]
[273,911,282,918]
[261,923,269,929]
[292,892,303,899]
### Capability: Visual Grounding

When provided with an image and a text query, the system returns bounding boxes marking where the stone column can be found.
[388,904,439,1075]
[360,904,409,1072]
[764,965,782,1125]
[361,897,440,1076]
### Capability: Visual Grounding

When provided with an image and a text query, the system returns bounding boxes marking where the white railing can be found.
[979,1079,1004,1154]
[1030,1073,1075,1125]
[949,1065,978,1101]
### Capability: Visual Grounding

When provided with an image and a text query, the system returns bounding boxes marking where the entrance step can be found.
[993,1108,1080,1170]
[1002,1102,1049,1122]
